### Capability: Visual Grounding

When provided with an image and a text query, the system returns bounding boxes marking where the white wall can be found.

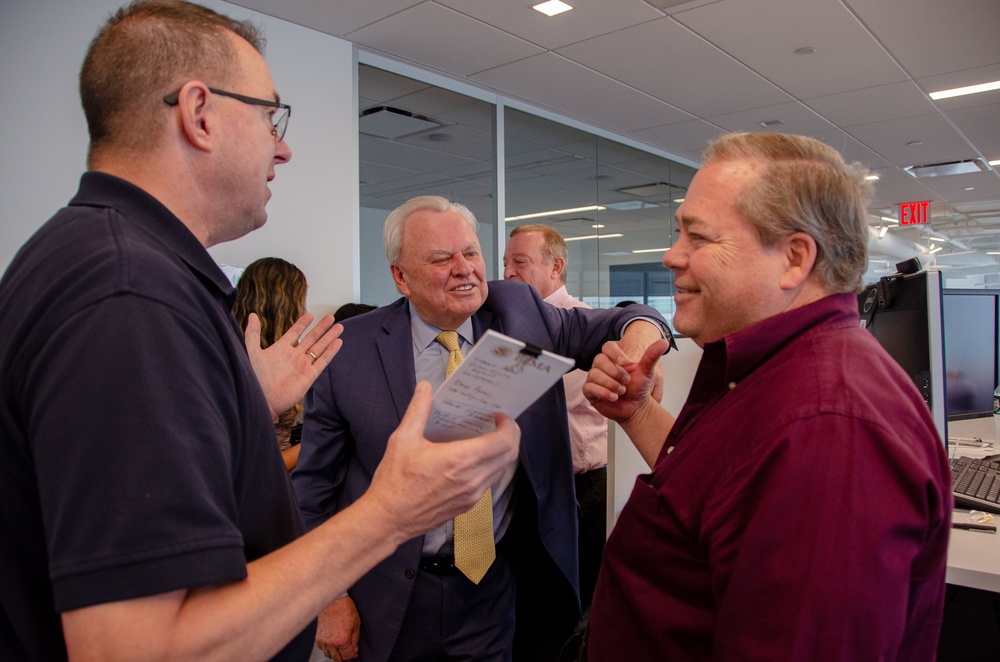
[0,0,358,319]
[608,337,703,529]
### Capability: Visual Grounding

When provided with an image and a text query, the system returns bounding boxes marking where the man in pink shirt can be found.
[503,223,608,610]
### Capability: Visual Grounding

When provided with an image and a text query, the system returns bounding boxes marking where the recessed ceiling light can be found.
[964,186,975,191]
[505,205,606,221]
[990,159,1000,166]
[865,174,880,181]
[880,216,899,224]
[929,79,1000,100]
[592,224,605,229]
[533,0,573,17]
[672,198,685,203]
[878,226,889,238]
[632,247,671,254]
[928,246,944,254]
[988,251,1000,255]
[564,233,623,242]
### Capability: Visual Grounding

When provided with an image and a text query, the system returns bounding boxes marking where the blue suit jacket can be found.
[293,280,667,661]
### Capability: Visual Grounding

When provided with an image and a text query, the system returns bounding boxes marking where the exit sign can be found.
[900,201,930,225]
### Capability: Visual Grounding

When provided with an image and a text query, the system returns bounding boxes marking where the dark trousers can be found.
[388,547,516,662]
[575,466,607,611]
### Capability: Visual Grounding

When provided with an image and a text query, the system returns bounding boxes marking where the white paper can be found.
[424,329,575,442]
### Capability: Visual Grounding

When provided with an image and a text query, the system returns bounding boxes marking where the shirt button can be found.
[405,569,415,580]
[728,381,737,390]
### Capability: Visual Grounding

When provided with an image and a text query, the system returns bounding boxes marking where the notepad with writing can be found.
[424,329,575,442]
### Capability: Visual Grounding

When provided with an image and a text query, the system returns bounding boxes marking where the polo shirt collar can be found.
[69,171,235,299]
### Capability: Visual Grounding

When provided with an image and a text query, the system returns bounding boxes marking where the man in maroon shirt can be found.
[584,132,952,660]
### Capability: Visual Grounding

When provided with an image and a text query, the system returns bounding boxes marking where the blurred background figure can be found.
[233,257,309,471]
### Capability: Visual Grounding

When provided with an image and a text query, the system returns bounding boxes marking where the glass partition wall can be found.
[359,64,697,327]
[504,109,696,323]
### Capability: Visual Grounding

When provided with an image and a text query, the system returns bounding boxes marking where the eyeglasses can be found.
[163,87,291,142]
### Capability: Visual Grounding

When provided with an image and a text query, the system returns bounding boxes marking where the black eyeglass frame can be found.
[163,87,291,142]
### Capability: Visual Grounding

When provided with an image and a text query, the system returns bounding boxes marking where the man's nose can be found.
[453,255,473,275]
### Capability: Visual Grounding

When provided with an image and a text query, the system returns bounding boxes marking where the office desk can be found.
[946,416,1000,592]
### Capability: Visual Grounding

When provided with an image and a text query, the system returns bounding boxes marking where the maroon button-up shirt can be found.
[589,293,952,661]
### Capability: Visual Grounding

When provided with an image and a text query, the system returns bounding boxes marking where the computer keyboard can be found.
[951,456,1000,514]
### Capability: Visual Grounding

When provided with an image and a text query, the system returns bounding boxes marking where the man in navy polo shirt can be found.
[0,2,519,660]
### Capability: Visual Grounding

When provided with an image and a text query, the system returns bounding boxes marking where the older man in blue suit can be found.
[293,196,671,662]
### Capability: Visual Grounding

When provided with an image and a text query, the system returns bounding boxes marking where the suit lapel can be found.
[472,302,497,340]
[376,301,418,423]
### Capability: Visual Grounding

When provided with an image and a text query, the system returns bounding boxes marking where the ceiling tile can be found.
[471,53,695,133]
[630,119,726,156]
[436,0,663,50]
[806,128,892,169]
[947,102,1000,159]
[227,0,424,37]
[707,101,834,134]
[845,113,980,166]
[866,176,938,210]
[804,81,938,127]
[919,171,1000,206]
[556,18,792,116]
[675,0,908,98]
[348,3,544,77]
[845,0,1000,78]
[918,64,1000,111]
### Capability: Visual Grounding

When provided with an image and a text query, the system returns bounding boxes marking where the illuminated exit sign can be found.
[900,200,930,225]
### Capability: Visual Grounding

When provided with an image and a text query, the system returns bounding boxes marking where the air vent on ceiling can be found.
[642,0,697,10]
[617,182,676,197]
[904,158,988,178]
[359,105,443,139]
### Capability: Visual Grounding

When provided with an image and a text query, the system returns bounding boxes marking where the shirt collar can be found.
[407,301,475,351]
[712,292,860,386]
[543,284,569,305]
[665,293,859,457]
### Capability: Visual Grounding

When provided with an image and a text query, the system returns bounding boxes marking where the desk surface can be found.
[946,417,1000,592]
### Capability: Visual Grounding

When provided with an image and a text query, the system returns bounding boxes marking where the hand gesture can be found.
[367,381,520,540]
[244,313,343,419]
[583,338,669,423]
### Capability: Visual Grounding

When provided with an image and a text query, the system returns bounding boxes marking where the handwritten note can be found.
[424,329,575,442]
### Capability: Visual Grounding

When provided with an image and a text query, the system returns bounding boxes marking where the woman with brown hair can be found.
[233,257,308,471]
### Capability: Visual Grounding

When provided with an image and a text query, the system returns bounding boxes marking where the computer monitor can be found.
[941,288,1000,420]
[858,269,947,444]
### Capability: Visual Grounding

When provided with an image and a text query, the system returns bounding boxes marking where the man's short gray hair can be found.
[703,132,873,293]
[383,195,479,266]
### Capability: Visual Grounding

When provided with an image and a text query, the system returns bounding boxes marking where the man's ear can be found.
[551,256,566,280]
[390,264,410,297]
[173,81,214,152]
[778,232,818,290]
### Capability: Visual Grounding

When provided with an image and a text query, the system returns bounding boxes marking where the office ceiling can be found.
[231,0,1000,284]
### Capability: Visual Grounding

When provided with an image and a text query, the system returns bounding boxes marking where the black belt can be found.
[575,465,607,490]
[419,554,459,575]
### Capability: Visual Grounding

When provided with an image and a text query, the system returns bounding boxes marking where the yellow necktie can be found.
[435,330,496,584]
